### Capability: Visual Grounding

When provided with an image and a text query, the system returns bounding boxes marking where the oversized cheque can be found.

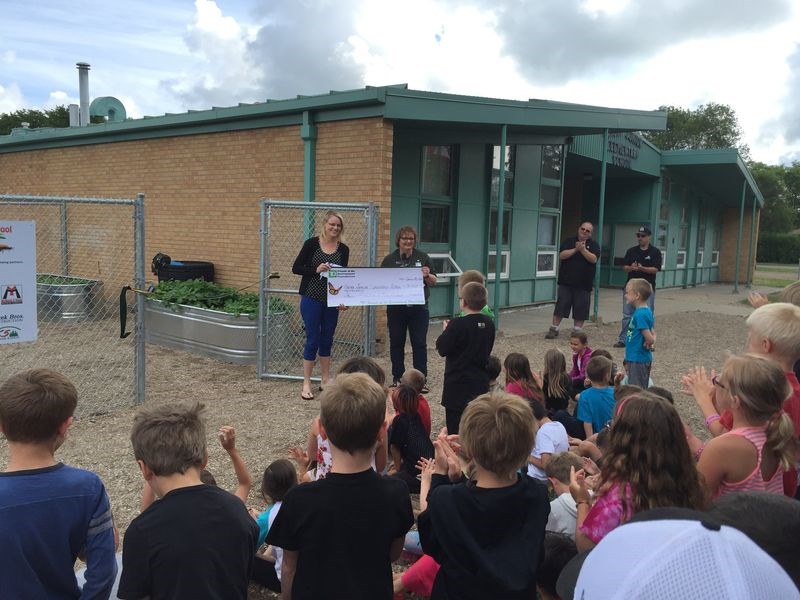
[325,267,424,307]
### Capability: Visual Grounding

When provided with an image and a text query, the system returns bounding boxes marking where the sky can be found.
[1,0,799,165]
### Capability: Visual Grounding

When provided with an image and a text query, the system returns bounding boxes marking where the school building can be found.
[0,84,762,318]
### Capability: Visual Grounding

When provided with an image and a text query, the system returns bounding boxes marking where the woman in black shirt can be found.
[292,211,349,399]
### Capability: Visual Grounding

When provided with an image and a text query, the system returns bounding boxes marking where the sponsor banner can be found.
[0,221,37,343]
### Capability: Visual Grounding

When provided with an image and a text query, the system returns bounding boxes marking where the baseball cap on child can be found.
[637,225,652,235]
[573,519,799,600]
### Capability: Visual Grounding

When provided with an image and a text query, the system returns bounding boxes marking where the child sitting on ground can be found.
[0,369,117,599]
[119,401,259,599]
[418,392,550,598]
[505,352,544,403]
[388,385,435,493]
[266,373,414,599]
[250,458,298,594]
[576,355,616,438]
[436,282,496,434]
[536,531,578,600]
[544,452,585,540]
[622,278,655,389]
[587,349,618,387]
[569,331,593,397]
[487,355,504,393]
[690,354,794,501]
[528,400,570,482]
[569,393,704,551]
[541,349,572,413]
[399,367,432,435]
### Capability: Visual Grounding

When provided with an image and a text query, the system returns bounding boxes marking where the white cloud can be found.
[2,51,16,64]
[0,82,25,113]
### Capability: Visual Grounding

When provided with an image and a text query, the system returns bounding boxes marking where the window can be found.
[487,251,510,280]
[538,214,558,247]
[420,203,450,243]
[536,251,557,277]
[696,250,704,267]
[490,145,515,206]
[428,253,463,279]
[659,177,670,221]
[540,184,561,209]
[421,145,453,197]
[711,251,720,266]
[489,208,512,246]
[657,223,667,270]
[676,250,687,269]
[711,223,721,266]
[678,205,688,265]
[541,145,563,180]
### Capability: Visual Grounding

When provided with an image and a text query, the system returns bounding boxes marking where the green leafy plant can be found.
[37,273,96,285]
[149,279,293,318]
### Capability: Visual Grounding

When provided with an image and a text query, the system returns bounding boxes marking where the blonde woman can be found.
[292,211,349,400]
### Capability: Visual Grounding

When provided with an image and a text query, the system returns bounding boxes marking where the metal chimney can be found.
[76,62,90,126]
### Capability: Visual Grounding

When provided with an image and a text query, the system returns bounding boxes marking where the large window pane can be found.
[490,145,515,206]
[489,208,511,246]
[422,145,452,196]
[420,203,450,243]
[538,214,557,247]
[542,145,563,180]
[540,184,561,209]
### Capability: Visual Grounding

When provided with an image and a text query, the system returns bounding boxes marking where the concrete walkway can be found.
[427,283,779,345]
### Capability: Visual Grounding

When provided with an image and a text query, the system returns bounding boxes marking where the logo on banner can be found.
[0,326,21,339]
[0,227,12,252]
[1,284,23,305]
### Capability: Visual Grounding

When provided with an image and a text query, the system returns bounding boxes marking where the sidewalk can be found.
[427,283,776,345]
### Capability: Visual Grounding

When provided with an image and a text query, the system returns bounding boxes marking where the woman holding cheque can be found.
[380,225,437,388]
[292,211,349,400]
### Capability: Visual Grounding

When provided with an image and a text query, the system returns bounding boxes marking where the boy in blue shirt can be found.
[0,369,117,599]
[576,356,616,438]
[624,278,656,389]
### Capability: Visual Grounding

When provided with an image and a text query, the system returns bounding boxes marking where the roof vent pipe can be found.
[77,62,90,126]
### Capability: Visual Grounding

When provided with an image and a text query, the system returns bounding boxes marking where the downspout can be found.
[733,180,746,294]
[592,128,609,321]
[746,194,757,288]
[301,110,317,238]
[494,125,507,329]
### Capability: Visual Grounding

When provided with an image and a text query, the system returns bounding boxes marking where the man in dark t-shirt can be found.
[546,222,600,339]
[614,225,663,347]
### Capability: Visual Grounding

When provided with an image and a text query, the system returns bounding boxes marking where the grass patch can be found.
[753,277,795,288]
[756,263,799,273]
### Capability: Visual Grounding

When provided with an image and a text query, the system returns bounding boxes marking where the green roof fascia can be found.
[661,149,763,207]
[0,87,391,153]
[569,132,661,177]
[382,88,667,135]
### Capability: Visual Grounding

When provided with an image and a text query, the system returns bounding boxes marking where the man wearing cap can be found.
[614,225,662,348]
[546,222,600,339]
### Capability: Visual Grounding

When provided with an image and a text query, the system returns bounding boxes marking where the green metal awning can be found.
[661,149,763,208]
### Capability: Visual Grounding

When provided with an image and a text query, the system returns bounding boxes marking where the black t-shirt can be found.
[266,469,414,600]
[436,313,496,409]
[118,484,259,600]
[623,244,663,289]
[557,236,601,291]
[418,474,550,600]
[389,413,434,475]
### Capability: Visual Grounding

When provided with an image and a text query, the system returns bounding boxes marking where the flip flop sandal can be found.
[301,391,314,400]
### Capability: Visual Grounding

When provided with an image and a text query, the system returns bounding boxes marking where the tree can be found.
[644,102,750,160]
[751,162,795,233]
[0,106,70,135]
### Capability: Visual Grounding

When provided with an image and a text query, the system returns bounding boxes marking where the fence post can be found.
[60,200,69,275]
[134,193,146,404]
[257,199,267,379]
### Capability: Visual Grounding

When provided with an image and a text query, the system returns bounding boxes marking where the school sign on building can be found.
[0,85,761,318]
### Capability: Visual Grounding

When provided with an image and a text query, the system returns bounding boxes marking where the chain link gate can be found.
[0,194,146,413]
[258,200,378,380]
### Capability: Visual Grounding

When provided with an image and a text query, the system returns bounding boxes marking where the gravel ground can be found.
[0,309,748,598]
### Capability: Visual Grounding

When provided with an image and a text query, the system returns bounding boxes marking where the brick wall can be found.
[0,117,394,291]
[719,206,760,283]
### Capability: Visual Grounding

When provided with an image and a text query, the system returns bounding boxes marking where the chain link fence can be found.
[258,200,378,380]
[0,194,145,414]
